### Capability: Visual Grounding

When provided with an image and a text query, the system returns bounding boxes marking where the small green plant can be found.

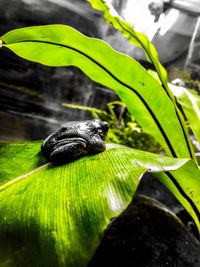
[0,0,200,266]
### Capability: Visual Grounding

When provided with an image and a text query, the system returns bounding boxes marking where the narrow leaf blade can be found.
[88,0,169,90]
[170,84,200,144]
[88,0,195,160]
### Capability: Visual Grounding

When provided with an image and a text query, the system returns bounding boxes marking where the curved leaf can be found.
[154,160,200,234]
[170,84,200,145]
[88,0,195,161]
[1,142,144,267]
[0,141,199,266]
[0,25,193,158]
[88,0,169,90]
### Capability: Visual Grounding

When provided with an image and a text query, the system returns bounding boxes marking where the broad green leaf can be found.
[170,84,200,145]
[0,141,46,186]
[1,141,145,267]
[0,141,199,266]
[0,25,193,158]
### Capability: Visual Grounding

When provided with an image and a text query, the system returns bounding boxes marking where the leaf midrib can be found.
[0,162,51,192]
[165,171,200,223]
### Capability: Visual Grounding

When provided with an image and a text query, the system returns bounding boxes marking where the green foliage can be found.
[89,0,198,161]
[107,127,162,153]
[88,0,169,90]
[170,84,200,145]
[148,68,200,148]
[0,1,200,265]
[0,24,194,159]
[88,0,194,158]
[1,141,199,267]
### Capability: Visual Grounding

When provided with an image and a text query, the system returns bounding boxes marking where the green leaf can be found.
[0,25,193,158]
[88,0,195,161]
[0,141,199,266]
[154,160,200,234]
[0,141,143,267]
[0,141,46,186]
[170,84,200,145]
[88,0,168,92]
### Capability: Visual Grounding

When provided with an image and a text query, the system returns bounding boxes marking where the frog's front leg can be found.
[49,138,87,164]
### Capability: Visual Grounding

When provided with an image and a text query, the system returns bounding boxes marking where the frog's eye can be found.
[102,122,109,132]
[97,128,107,139]
[98,129,103,135]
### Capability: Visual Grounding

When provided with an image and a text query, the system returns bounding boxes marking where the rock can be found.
[137,173,199,238]
[0,0,99,36]
[89,195,200,267]
[0,0,118,141]
[137,173,181,211]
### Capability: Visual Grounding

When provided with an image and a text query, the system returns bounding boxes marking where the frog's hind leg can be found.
[50,141,87,164]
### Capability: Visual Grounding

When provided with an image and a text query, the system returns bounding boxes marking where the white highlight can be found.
[122,0,160,40]
[159,9,179,36]
[0,163,51,192]
[104,184,125,212]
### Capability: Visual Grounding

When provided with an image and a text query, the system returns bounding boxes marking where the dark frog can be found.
[41,120,109,164]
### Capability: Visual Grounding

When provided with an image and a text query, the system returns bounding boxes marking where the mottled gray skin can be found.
[41,120,109,164]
